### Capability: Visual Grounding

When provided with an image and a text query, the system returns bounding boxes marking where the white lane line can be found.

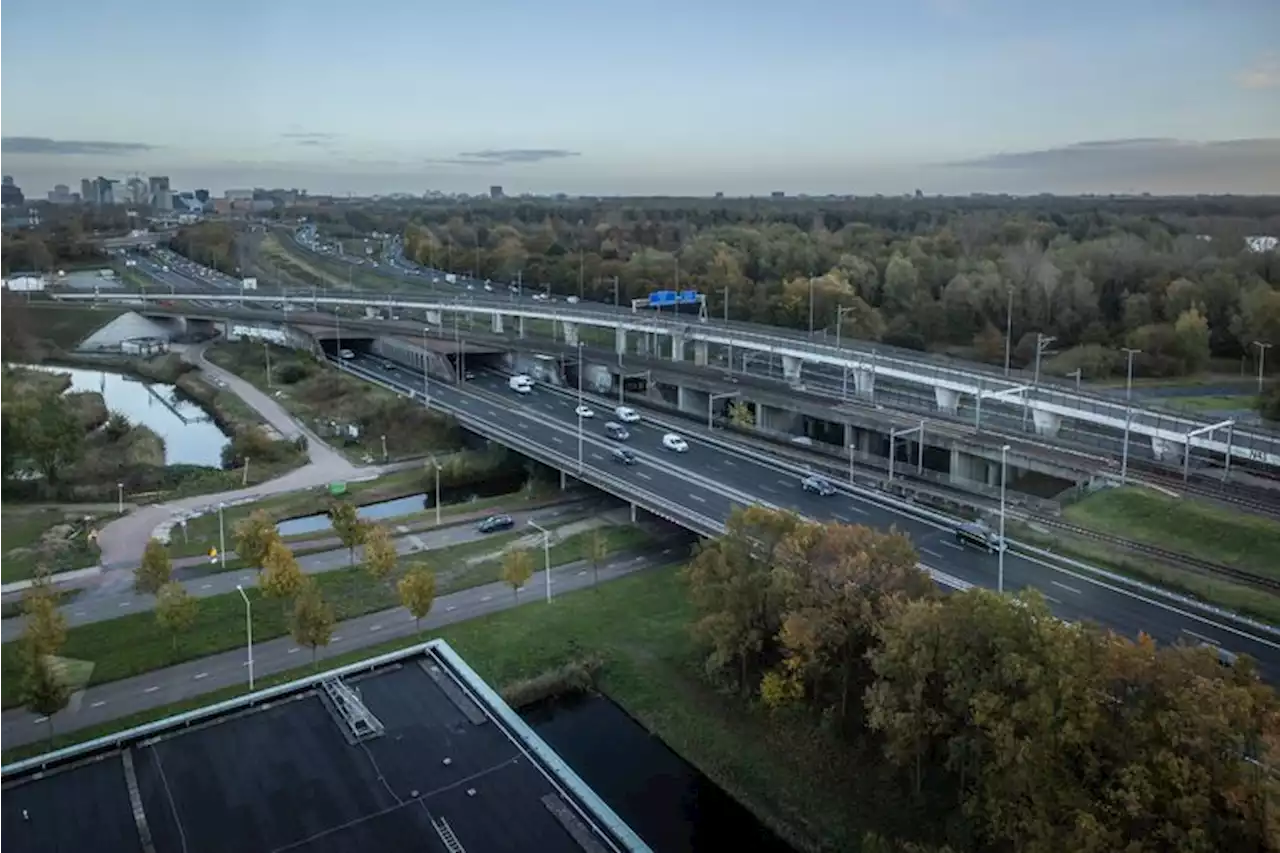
[843,504,868,516]
[722,460,736,467]
[636,471,652,480]
[1043,594,1063,605]
[759,485,776,494]
[486,408,497,416]
[481,595,492,602]
[551,436,564,444]
[91,700,107,708]
[34,716,48,723]
[369,624,383,632]
[332,635,343,642]
[689,493,706,502]
[578,570,587,576]
[119,602,130,608]
[73,610,86,617]
[288,647,301,654]
[1183,628,1217,645]
[1052,581,1082,596]
[200,584,212,590]
[777,479,791,487]
[194,672,209,680]
[941,541,964,551]
[144,686,160,694]
[921,547,944,560]
[446,605,457,611]
[590,453,604,461]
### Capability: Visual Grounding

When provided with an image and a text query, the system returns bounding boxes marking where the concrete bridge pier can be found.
[694,341,709,366]
[950,447,1000,487]
[758,402,801,433]
[934,387,959,415]
[1031,410,1062,438]
[615,327,627,357]
[426,310,442,326]
[782,355,803,385]
[853,367,875,397]
[562,321,579,347]
[677,385,711,418]
[671,332,686,362]
[492,314,504,334]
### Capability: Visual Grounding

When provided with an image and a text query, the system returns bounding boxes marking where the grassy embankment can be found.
[0,523,652,708]
[1013,486,1280,624]
[0,508,108,584]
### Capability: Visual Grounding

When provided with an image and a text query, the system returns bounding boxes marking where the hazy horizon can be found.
[3,0,1278,197]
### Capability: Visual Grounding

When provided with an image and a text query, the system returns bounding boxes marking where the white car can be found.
[662,433,688,453]
[575,404,595,419]
[615,406,641,423]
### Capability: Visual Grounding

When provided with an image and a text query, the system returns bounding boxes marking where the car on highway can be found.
[662,433,689,453]
[801,475,836,496]
[464,370,476,380]
[508,375,533,394]
[612,448,637,465]
[339,349,355,360]
[615,406,641,423]
[575,404,595,419]
[477,514,515,534]
[955,521,1000,553]
[382,360,397,371]
[605,422,630,440]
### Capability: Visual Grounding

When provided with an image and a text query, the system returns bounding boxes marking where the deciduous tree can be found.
[362,523,398,583]
[586,528,608,587]
[727,400,755,429]
[233,510,279,570]
[154,581,198,652]
[291,581,335,666]
[20,569,67,658]
[18,639,70,748]
[134,537,172,595]
[500,547,534,601]
[397,564,437,635]
[260,539,306,604]
[329,500,367,567]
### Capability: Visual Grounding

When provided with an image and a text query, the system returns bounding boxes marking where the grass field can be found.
[18,304,125,350]
[1064,487,1280,579]
[1,507,105,584]
[0,523,650,709]
[1160,394,1259,412]
[2,562,894,852]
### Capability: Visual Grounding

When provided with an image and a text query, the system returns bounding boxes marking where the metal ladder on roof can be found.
[321,676,385,743]
[431,816,466,853]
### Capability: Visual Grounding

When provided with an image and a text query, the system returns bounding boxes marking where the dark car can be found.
[801,475,836,496]
[477,514,515,534]
[612,447,637,465]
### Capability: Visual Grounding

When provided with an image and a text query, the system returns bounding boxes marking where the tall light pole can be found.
[723,286,732,377]
[808,275,816,335]
[528,520,552,603]
[263,341,272,387]
[576,342,585,473]
[998,444,1010,594]
[1003,288,1014,377]
[835,304,858,398]
[421,326,431,409]
[236,584,254,691]
[1254,341,1272,394]
[116,482,123,514]
[1023,334,1056,430]
[335,308,342,369]
[1122,347,1142,403]
[218,501,227,569]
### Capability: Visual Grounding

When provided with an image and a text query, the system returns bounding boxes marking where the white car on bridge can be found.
[662,433,688,453]
[575,404,594,419]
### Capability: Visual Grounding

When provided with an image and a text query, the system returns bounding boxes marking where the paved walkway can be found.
[2,549,676,749]
[91,344,395,589]
[1,503,611,641]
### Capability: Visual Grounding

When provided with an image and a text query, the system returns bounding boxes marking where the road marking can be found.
[194,672,208,680]
[1183,629,1217,645]
[551,436,563,444]
[446,605,456,612]
[481,595,492,602]
[844,504,868,516]
[777,479,791,487]
[920,547,944,560]
[722,460,735,467]
[1052,581,1082,596]
[689,493,706,502]
[91,701,106,708]
[759,485,776,494]
[288,647,301,654]
[34,717,47,723]
[119,602,130,608]
[332,635,343,642]
[74,610,86,616]
[941,541,964,551]
[369,624,383,632]
[636,471,652,480]
[200,584,212,590]
[144,686,160,694]
[590,453,604,461]
[486,408,497,417]
[578,570,587,576]
[1043,594,1062,605]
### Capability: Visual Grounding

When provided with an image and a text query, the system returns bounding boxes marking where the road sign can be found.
[241,277,258,291]
[647,290,676,307]
[678,290,700,304]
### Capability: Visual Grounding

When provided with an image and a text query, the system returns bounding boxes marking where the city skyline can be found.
[2,0,1278,196]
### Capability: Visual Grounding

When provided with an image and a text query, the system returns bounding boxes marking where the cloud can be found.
[426,148,581,166]
[1,136,156,156]
[1236,54,1280,90]
[946,138,1280,170]
[280,131,340,142]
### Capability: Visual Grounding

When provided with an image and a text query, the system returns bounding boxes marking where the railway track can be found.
[1028,515,1280,593]
[1134,463,1280,519]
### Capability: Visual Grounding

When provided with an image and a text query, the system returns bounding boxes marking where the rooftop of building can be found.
[2,641,647,853]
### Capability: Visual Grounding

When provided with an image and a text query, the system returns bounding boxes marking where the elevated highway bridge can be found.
[58,288,1280,472]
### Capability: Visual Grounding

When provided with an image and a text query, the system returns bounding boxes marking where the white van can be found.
[508,375,533,394]
[615,406,640,423]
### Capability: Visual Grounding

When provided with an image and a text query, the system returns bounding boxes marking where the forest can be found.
[687,506,1280,853]
[281,194,1280,382]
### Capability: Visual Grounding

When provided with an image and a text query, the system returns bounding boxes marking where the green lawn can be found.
[1,508,105,583]
[1064,487,1280,578]
[0,523,649,708]
[1160,394,1259,413]
[20,304,125,350]
[2,562,900,853]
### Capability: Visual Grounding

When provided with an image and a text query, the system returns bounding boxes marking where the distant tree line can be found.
[0,204,129,275]
[685,506,1280,852]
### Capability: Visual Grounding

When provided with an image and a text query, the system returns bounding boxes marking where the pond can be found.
[275,477,526,536]
[22,363,231,467]
[523,693,797,853]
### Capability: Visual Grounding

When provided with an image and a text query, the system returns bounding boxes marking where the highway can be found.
[332,353,1280,681]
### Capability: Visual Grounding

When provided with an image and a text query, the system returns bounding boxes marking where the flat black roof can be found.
[3,643,644,853]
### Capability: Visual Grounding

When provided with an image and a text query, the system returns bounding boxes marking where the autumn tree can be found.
[20,569,67,658]
[500,547,534,601]
[764,521,929,729]
[362,523,398,584]
[291,581,335,666]
[155,581,198,652]
[20,394,83,485]
[586,528,608,587]
[134,537,172,595]
[727,400,755,429]
[260,539,306,605]
[18,639,70,747]
[683,506,801,694]
[233,510,279,570]
[329,500,367,567]
[397,564,437,636]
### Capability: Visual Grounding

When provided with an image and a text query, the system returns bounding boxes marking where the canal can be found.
[524,694,797,853]
[24,363,231,467]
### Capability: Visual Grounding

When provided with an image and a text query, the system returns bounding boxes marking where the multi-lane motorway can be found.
[333,353,1280,681]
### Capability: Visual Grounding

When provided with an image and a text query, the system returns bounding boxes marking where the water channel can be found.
[524,694,797,853]
[23,363,231,467]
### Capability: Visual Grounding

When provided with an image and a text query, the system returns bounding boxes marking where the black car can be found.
[477,514,515,533]
[612,448,637,465]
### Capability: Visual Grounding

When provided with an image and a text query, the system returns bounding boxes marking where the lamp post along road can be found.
[528,520,552,603]
[1255,341,1272,395]
[998,444,1010,594]
[218,502,227,569]
[576,342,585,473]
[1122,347,1142,403]
[236,584,254,690]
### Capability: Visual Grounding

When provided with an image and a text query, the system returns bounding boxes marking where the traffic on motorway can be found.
[338,352,1280,682]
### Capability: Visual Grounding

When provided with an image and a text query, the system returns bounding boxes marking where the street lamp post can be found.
[808,276,816,335]
[1023,334,1056,430]
[528,520,552,603]
[1122,347,1142,403]
[835,304,859,397]
[1068,368,1082,391]
[218,502,227,569]
[236,584,254,691]
[576,343,585,473]
[998,444,1010,594]
[116,482,123,514]
[1003,288,1014,377]
[264,341,272,387]
[421,326,431,409]
[1254,341,1272,394]
[723,286,732,377]
[380,434,387,462]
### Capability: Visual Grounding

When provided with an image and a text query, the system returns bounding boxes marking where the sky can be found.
[2,0,1279,197]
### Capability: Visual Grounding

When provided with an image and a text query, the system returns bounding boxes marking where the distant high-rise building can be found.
[714,191,724,199]
[770,191,785,199]
[49,185,74,205]
[81,178,95,204]
[490,185,504,200]
[2,176,24,208]
[93,177,116,206]
[124,177,148,205]
[194,189,210,204]
[149,176,172,209]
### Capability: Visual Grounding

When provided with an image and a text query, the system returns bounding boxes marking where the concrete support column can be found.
[859,428,874,455]
[425,310,441,326]
[1030,410,1062,437]
[492,313,504,334]
[562,320,579,347]
[934,388,959,414]
[671,332,685,362]
[1151,437,1180,462]
[518,315,526,338]
[782,355,803,384]
[560,469,567,491]
[615,326,627,356]
[630,502,637,523]
[853,367,875,396]
[694,341,709,366]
